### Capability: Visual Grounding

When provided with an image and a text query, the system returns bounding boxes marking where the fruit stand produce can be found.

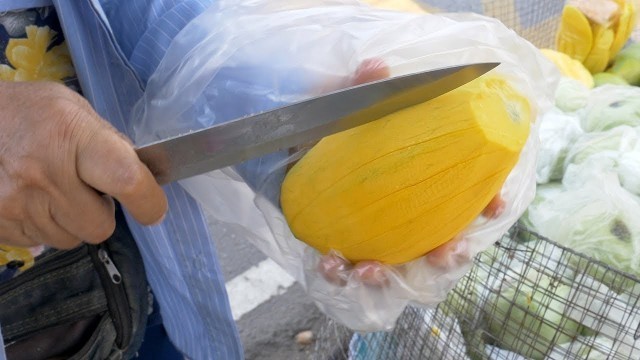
[313,1,640,359]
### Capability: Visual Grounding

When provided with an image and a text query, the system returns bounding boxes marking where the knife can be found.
[136,62,500,184]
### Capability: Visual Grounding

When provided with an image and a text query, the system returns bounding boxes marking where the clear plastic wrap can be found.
[580,85,640,132]
[536,108,583,183]
[131,0,559,331]
[526,163,640,279]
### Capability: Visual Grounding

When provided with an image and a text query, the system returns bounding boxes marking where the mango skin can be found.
[280,75,532,264]
[593,72,629,86]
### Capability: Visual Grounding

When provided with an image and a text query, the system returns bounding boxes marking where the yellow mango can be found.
[540,48,595,88]
[568,0,620,25]
[583,24,615,73]
[280,76,531,264]
[610,0,637,58]
[557,5,594,62]
[359,0,428,13]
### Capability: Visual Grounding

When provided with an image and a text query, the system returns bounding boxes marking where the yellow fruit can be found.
[568,0,620,25]
[540,48,595,88]
[0,245,35,270]
[583,24,615,73]
[557,5,594,62]
[610,0,637,58]
[0,25,75,82]
[280,76,531,264]
[360,0,427,13]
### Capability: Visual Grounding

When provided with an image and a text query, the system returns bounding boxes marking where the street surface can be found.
[207,213,331,360]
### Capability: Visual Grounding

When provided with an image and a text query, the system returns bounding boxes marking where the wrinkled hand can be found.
[0,81,168,249]
[315,59,506,286]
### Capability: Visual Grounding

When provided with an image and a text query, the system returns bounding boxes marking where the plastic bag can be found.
[131,0,558,331]
[563,125,640,195]
[554,77,590,113]
[526,165,640,279]
[536,108,583,183]
[580,85,640,132]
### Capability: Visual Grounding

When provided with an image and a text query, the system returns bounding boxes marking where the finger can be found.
[317,253,351,286]
[482,193,506,219]
[0,218,39,248]
[351,58,391,85]
[425,236,469,269]
[75,114,168,225]
[30,218,83,250]
[26,206,83,250]
[25,191,84,249]
[352,261,390,287]
[53,182,116,244]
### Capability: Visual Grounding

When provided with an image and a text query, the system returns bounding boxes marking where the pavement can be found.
[206,213,332,360]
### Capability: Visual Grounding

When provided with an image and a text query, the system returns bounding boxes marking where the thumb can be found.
[76,114,168,225]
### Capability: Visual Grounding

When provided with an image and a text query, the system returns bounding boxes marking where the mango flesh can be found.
[610,0,637,58]
[280,76,532,264]
[540,48,594,88]
[583,24,615,73]
[557,5,594,62]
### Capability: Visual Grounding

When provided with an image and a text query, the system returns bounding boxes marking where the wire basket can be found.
[416,0,568,49]
[313,224,640,360]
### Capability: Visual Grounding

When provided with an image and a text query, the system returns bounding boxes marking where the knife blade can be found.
[136,62,499,184]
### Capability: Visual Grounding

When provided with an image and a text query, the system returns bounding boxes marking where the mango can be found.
[593,72,629,86]
[583,25,615,73]
[557,5,594,62]
[280,75,531,264]
[541,48,594,88]
[607,56,640,85]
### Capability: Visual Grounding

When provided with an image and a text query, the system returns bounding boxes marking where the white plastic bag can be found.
[580,85,640,132]
[536,108,583,183]
[526,166,640,278]
[131,0,558,331]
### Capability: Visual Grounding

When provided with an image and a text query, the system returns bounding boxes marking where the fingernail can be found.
[354,261,389,287]
[318,254,350,286]
[482,195,506,219]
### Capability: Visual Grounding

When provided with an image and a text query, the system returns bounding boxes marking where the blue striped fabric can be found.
[0,326,4,360]
[103,0,211,83]
[44,1,243,359]
[0,0,53,12]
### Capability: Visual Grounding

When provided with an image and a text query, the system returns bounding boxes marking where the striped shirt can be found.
[0,1,243,359]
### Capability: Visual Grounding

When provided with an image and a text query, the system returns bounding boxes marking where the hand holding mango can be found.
[281,59,528,286]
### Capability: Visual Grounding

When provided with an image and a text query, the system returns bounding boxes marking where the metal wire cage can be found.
[313,224,640,359]
[416,0,568,49]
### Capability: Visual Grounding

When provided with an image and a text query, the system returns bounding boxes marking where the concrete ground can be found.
[208,214,334,360]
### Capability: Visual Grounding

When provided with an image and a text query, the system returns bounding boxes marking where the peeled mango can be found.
[540,48,594,88]
[556,0,637,74]
[557,5,594,63]
[359,0,427,13]
[583,24,615,73]
[280,75,531,264]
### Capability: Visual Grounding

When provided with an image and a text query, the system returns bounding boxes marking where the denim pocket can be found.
[0,207,150,360]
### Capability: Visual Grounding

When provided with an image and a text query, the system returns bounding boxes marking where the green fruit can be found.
[607,56,640,85]
[485,272,582,360]
[616,42,640,62]
[593,72,629,87]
